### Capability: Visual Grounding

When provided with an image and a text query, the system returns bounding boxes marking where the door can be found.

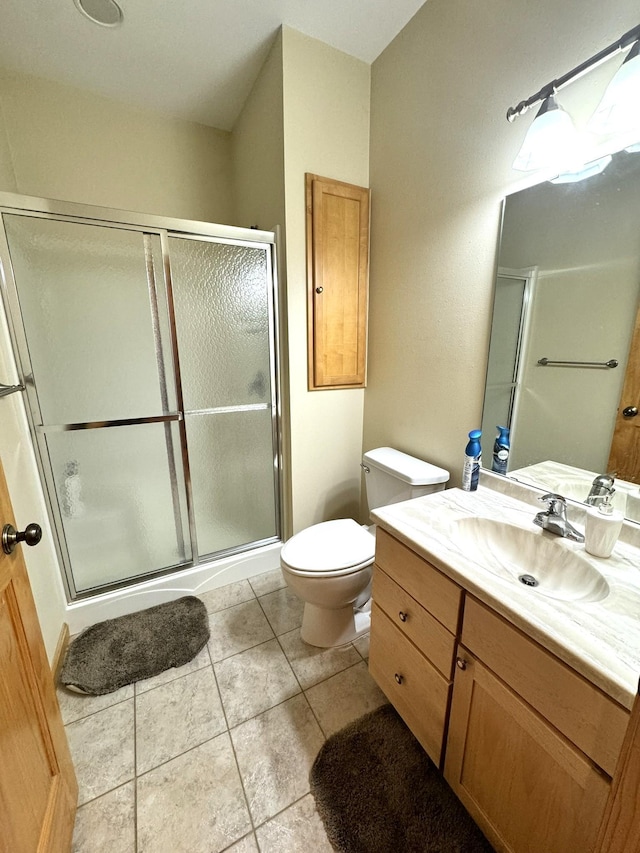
[167,234,280,557]
[0,457,77,852]
[444,648,610,853]
[1,212,191,597]
[608,300,640,482]
[0,208,281,600]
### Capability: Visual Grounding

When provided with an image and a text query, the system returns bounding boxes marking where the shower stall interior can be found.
[0,196,281,601]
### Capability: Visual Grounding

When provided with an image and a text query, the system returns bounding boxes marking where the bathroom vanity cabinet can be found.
[369,528,630,853]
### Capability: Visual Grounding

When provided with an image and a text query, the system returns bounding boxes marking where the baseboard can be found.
[52,622,70,684]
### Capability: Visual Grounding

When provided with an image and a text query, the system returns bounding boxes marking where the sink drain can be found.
[519,574,539,588]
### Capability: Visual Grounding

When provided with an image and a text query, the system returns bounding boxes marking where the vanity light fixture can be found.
[74,0,123,28]
[512,94,582,173]
[508,23,640,173]
[588,40,640,134]
[550,154,612,184]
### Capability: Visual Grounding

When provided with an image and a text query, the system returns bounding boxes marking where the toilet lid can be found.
[280,519,375,573]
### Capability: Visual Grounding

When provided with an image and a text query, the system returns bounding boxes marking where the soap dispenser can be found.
[584,492,623,558]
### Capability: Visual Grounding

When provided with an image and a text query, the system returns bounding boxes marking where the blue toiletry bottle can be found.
[492,426,510,475]
[462,429,482,491]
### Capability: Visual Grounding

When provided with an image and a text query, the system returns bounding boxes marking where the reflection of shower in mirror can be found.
[482,147,640,520]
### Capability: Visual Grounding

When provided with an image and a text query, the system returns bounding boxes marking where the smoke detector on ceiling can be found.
[74,0,123,27]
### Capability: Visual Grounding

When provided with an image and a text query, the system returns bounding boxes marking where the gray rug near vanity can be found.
[310,704,494,853]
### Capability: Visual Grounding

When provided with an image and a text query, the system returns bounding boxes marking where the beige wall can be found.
[0,71,233,222]
[232,32,285,233]
[365,0,639,485]
[281,28,370,531]
[0,95,16,192]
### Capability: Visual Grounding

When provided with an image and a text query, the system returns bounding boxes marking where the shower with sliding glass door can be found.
[0,198,281,602]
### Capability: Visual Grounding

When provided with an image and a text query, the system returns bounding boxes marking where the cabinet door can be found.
[306,173,369,389]
[444,647,610,853]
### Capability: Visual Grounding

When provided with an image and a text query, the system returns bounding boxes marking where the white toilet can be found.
[280,447,449,648]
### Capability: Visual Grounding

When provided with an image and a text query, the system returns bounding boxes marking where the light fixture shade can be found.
[550,154,612,184]
[588,41,640,134]
[512,95,582,172]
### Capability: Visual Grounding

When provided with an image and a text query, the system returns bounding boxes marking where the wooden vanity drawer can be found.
[462,597,629,776]
[369,603,451,767]
[375,529,462,633]
[373,566,456,679]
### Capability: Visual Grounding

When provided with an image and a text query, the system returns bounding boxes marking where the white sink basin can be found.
[453,517,609,603]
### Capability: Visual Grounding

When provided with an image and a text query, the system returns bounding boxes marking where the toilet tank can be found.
[363,447,449,511]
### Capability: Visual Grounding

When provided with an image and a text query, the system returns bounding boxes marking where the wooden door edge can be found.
[595,691,640,853]
[52,623,70,686]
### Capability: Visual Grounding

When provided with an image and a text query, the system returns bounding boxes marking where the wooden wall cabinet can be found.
[369,531,631,853]
[305,173,370,390]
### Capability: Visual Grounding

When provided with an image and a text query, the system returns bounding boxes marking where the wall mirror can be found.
[482,146,640,521]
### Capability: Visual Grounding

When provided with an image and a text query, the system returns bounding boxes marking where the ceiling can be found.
[0,0,427,131]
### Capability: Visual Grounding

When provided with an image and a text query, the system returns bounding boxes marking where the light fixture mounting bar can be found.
[506,23,640,122]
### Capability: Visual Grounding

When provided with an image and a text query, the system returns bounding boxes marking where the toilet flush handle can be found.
[360,463,370,474]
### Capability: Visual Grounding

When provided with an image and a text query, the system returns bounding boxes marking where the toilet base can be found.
[300,601,371,648]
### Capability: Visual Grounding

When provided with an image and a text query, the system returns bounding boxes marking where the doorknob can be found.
[623,406,638,418]
[2,523,42,555]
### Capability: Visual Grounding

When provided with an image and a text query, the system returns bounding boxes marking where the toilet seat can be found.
[280,519,375,578]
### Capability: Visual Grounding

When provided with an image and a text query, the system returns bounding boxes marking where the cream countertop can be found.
[371,483,640,710]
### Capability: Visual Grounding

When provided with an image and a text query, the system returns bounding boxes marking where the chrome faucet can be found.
[585,473,615,507]
[533,493,585,542]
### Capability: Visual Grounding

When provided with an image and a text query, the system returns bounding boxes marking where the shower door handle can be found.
[2,523,42,554]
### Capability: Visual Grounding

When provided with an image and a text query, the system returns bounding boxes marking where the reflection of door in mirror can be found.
[609,299,640,483]
[481,268,536,469]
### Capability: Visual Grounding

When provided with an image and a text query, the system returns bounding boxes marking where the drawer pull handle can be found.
[394,673,404,685]
[398,611,408,622]
[456,657,468,671]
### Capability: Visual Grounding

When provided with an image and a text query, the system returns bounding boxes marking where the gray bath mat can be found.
[310,704,494,853]
[59,596,210,695]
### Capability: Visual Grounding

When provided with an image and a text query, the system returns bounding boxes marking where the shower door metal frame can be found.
[0,191,283,601]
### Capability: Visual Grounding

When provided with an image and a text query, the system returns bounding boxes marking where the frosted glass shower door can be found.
[168,236,279,557]
[2,213,191,595]
[481,273,528,446]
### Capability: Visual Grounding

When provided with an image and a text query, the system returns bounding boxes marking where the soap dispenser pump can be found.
[584,491,623,558]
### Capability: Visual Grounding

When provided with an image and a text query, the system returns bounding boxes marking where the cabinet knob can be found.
[394,673,404,685]
[398,611,408,623]
[456,657,468,671]
[315,286,324,294]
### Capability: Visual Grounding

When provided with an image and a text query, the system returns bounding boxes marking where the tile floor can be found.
[59,568,387,853]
